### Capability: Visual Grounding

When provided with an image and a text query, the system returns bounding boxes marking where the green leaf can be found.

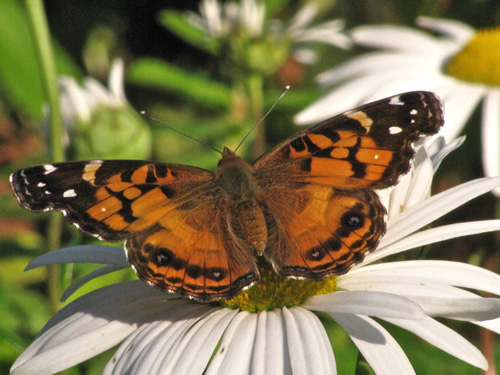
[127,58,231,109]
[266,0,291,18]
[0,281,52,336]
[0,256,45,285]
[157,9,218,54]
[0,0,81,121]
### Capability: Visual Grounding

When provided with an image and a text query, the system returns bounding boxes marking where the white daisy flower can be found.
[187,0,350,70]
[295,17,500,195]
[59,59,127,125]
[57,59,152,160]
[10,139,500,375]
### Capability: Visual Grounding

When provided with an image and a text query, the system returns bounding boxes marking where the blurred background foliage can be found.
[0,0,499,374]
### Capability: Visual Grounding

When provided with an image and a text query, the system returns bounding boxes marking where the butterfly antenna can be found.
[234,85,290,153]
[140,111,223,155]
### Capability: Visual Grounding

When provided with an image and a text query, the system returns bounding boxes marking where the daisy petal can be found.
[251,310,290,374]
[352,25,442,53]
[482,89,500,196]
[124,308,217,374]
[383,315,487,370]
[349,260,500,296]
[283,307,336,375]
[206,311,258,375]
[109,59,126,104]
[332,313,415,375]
[408,297,500,320]
[440,82,485,140]
[11,281,181,375]
[25,245,128,270]
[475,318,500,334]
[304,291,424,319]
[417,17,475,44]
[59,77,91,121]
[295,72,402,124]
[370,220,500,263]
[382,177,500,247]
[161,308,238,375]
[339,275,478,301]
[429,136,465,171]
[317,52,438,85]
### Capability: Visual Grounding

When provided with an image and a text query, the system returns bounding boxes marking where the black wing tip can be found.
[396,91,444,134]
[10,168,47,212]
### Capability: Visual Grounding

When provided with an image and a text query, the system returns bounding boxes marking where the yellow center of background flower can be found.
[446,28,500,85]
[221,262,338,312]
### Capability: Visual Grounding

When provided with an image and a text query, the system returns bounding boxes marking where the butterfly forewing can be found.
[11,160,213,240]
[254,91,444,189]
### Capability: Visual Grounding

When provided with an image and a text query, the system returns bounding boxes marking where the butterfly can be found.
[11,91,443,302]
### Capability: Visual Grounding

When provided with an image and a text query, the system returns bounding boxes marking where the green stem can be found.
[247,73,265,159]
[25,0,64,312]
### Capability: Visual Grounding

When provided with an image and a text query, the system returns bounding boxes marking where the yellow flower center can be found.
[220,262,338,313]
[446,27,500,85]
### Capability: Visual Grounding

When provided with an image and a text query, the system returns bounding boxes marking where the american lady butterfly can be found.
[11,91,443,302]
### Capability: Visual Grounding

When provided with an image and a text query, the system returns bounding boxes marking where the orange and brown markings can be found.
[286,123,396,188]
[264,185,385,280]
[85,164,180,233]
[126,205,259,301]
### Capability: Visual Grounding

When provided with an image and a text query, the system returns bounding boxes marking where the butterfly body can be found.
[215,147,261,203]
[11,91,444,302]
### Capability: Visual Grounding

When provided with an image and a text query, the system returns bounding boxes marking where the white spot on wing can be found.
[63,189,77,198]
[45,190,52,195]
[389,96,404,105]
[37,182,46,187]
[410,109,418,115]
[43,165,57,175]
[389,126,403,134]
[101,207,107,212]
[374,154,379,160]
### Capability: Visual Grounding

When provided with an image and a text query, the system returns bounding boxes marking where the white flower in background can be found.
[187,0,350,69]
[295,17,500,195]
[59,59,127,125]
[10,138,500,375]
[194,0,266,38]
[57,59,152,160]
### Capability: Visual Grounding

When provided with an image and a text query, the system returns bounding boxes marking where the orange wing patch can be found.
[262,184,385,280]
[126,200,259,301]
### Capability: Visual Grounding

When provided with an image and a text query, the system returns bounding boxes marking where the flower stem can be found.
[24,0,64,312]
[247,73,265,159]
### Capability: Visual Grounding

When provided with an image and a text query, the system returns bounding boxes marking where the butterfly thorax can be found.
[214,147,268,255]
[215,147,260,202]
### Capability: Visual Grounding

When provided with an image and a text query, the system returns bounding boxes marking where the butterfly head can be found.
[215,147,258,201]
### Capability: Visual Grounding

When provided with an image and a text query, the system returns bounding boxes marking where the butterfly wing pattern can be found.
[11,91,443,302]
[11,160,259,300]
[253,91,443,279]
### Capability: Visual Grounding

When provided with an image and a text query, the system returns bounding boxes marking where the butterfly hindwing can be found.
[126,200,259,301]
[261,183,386,279]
